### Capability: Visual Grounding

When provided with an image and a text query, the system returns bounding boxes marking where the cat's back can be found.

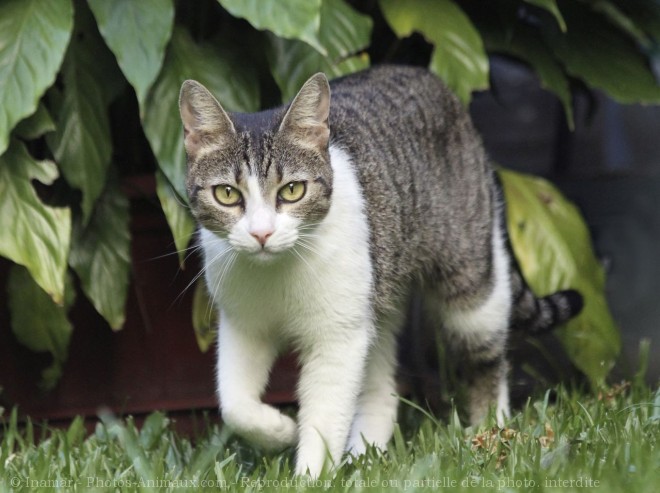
[328,65,464,141]
[327,65,493,313]
[327,64,488,209]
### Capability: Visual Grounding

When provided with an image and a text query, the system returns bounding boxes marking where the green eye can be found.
[213,185,242,206]
[278,181,306,203]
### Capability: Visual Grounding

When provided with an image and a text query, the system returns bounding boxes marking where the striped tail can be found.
[492,171,584,333]
[509,269,584,333]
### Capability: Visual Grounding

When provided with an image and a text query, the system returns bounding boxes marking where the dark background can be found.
[471,56,660,384]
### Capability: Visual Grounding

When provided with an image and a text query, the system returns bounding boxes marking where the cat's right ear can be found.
[179,80,235,161]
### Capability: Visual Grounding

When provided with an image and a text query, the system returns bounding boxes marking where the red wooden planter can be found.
[0,175,298,425]
[0,176,575,427]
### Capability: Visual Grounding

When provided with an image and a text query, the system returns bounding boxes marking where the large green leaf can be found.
[524,0,567,31]
[46,4,117,223]
[7,265,75,390]
[143,27,258,251]
[87,0,174,116]
[14,103,56,141]
[69,180,131,330]
[0,0,73,156]
[0,139,71,304]
[267,0,372,101]
[192,278,217,353]
[380,0,489,103]
[544,1,660,104]
[155,170,195,267]
[499,169,620,387]
[217,0,324,54]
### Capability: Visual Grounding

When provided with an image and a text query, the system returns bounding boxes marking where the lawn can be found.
[1,379,658,492]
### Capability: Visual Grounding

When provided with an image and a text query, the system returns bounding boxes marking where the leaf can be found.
[524,0,567,32]
[13,103,56,141]
[7,265,75,390]
[69,180,131,330]
[0,0,73,156]
[499,169,621,387]
[192,278,218,353]
[611,0,660,40]
[267,0,372,101]
[155,170,195,267]
[610,0,660,82]
[380,0,489,103]
[217,0,324,54]
[47,4,117,223]
[87,0,174,116]
[0,139,71,303]
[589,0,652,49]
[479,20,574,129]
[143,27,258,250]
[543,1,660,104]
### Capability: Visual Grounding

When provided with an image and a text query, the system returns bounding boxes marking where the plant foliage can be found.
[1,0,657,387]
[499,170,621,387]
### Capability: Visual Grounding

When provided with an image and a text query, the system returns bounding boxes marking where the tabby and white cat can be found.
[178,66,582,477]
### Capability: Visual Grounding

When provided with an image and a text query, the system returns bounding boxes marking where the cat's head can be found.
[179,74,333,262]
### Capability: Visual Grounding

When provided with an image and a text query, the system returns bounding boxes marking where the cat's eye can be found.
[278,181,306,203]
[213,185,242,206]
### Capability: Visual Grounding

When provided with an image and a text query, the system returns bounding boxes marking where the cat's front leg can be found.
[347,327,400,455]
[294,319,373,477]
[217,312,297,450]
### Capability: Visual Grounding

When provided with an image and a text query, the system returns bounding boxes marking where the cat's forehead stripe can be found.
[230,110,283,182]
[238,130,277,183]
[240,133,252,176]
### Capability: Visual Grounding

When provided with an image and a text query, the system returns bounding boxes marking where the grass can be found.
[0,381,658,492]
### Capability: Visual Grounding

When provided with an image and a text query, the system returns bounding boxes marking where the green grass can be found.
[1,382,658,492]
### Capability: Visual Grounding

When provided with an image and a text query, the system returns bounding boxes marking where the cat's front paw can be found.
[222,403,297,451]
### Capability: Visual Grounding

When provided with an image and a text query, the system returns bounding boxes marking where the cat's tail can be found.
[509,269,584,333]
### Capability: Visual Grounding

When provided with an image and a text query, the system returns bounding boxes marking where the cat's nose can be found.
[251,230,273,246]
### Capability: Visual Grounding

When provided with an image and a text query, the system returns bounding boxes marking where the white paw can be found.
[294,456,325,478]
[346,414,394,456]
[346,435,368,457]
[222,403,297,451]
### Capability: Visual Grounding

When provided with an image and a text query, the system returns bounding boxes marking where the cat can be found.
[178,65,583,477]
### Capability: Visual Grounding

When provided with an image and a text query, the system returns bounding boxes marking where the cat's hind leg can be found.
[217,312,297,450]
[427,227,512,426]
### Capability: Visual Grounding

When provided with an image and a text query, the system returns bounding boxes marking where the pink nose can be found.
[251,231,273,246]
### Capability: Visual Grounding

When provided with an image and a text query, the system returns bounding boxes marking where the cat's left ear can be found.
[279,73,330,151]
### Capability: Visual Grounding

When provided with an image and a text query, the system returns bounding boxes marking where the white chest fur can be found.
[200,144,374,344]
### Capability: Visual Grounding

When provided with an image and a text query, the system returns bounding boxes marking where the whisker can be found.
[296,239,322,257]
[298,223,324,231]
[208,251,238,320]
[291,246,314,273]
[170,245,233,308]
[147,244,201,262]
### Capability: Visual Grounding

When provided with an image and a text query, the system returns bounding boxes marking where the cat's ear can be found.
[279,73,330,151]
[179,80,235,161]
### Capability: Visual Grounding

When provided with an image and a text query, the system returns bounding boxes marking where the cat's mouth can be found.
[243,245,291,263]
[251,249,279,262]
